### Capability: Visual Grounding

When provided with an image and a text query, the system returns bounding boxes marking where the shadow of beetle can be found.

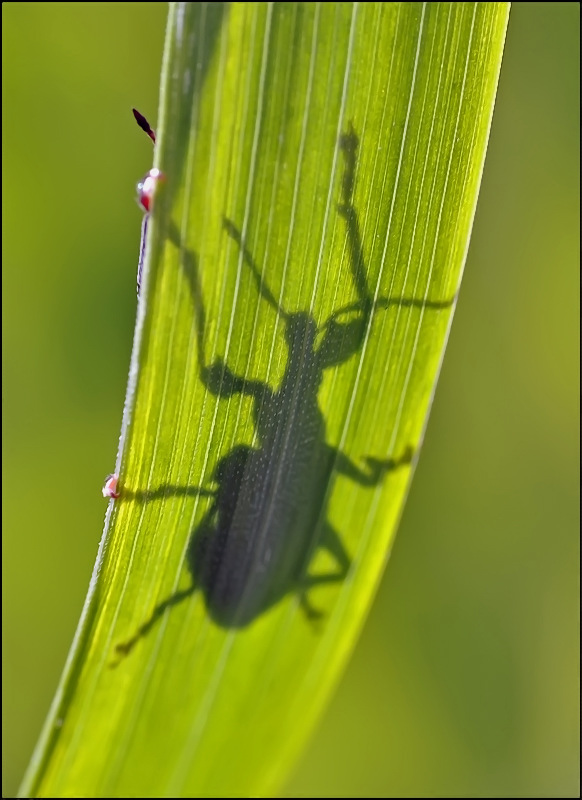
[114,125,452,660]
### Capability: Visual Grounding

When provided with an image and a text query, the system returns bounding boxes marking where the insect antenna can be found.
[132,107,156,144]
[222,216,289,321]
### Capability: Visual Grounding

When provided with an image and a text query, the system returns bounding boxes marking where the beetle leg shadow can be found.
[298,521,351,626]
[337,121,372,322]
[110,504,219,667]
[335,445,414,486]
[326,122,457,357]
[167,219,274,415]
[316,124,373,369]
[298,591,325,628]
[294,439,413,629]
[362,445,415,475]
[110,585,195,667]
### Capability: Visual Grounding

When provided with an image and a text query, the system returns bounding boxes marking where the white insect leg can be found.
[137,212,149,296]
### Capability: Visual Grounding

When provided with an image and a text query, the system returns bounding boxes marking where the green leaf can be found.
[21,2,509,797]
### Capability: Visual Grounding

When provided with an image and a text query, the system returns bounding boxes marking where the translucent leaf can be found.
[21,3,509,796]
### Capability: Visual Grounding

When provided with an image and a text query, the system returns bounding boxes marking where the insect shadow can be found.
[114,125,454,660]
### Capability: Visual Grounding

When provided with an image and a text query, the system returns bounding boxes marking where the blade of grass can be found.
[21,2,509,796]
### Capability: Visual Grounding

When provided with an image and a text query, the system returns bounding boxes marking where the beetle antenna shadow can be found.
[222,215,289,321]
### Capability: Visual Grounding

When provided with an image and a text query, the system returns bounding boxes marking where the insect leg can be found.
[112,586,194,665]
[334,446,414,486]
[337,124,373,320]
[319,521,351,576]
[222,216,288,320]
[137,212,149,296]
[298,590,324,622]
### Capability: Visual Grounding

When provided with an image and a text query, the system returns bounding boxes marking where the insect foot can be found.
[363,446,415,479]
[201,358,244,395]
[102,473,120,499]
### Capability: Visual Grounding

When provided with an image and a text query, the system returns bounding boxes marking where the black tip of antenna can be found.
[133,108,156,143]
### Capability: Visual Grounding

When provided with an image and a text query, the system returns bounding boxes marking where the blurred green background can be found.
[2,3,578,797]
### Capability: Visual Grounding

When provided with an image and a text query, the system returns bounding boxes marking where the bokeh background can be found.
[2,3,578,797]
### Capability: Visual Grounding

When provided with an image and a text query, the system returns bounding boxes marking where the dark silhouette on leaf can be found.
[113,124,453,663]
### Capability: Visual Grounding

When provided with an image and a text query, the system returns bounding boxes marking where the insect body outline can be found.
[114,125,429,660]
